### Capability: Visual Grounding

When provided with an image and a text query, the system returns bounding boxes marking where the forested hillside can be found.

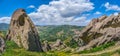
[37,25,84,42]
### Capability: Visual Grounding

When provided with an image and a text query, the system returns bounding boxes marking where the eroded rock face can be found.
[0,37,5,53]
[77,14,120,52]
[6,9,43,52]
[51,39,66,50]
[42,41,51,52]
[72,35,84,47]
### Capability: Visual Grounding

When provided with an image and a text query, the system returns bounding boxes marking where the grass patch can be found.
[99,49,120,56]
[99,52,113,56]
[79,41,115,54]
[3,41,69,56]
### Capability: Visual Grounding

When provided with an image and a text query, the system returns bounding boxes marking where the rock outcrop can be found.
[72,35,84,47]
[6,9,43,52]
[51,39,66,50]
[42,41,51,52]
[0,37,5,53]
[77,14,120,52]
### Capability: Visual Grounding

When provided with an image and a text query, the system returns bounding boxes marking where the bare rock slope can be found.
[51,39,66,50]
[77,14,120,51]
[0,37,5,53]
[6,9,43,52]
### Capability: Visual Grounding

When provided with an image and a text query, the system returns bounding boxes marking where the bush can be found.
[5,41,19,49]
[65,38,78,48]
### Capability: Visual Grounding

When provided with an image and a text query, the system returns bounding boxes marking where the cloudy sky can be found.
[0,0,120,26]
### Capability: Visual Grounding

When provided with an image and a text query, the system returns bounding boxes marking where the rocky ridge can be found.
[77,14,120,52]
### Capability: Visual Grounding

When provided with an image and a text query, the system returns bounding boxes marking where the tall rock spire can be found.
[6,9,43,52]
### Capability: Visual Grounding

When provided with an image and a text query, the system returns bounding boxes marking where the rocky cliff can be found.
[6,9,43,52]
[77,14,120,52]
[0,37,5,53]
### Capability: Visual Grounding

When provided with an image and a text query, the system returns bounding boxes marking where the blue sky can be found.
[0,0,120,26]
[0,0,51,17]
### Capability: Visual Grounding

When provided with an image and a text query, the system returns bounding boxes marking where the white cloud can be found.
[94,11,101,14]
[29,0,94,26]
[27,5,35,8]
[0,17,11,24]
[113,12,119,16]
[73,17,86,22]
[49,0,94,17]
[104,2,120,11]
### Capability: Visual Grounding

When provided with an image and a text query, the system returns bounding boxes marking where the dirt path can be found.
[71,45,120,56]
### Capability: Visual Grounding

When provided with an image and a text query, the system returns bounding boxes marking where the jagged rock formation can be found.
[6,9,43,52]
[72,35,84,47]
[51,39,66,50]
[77,14,120,52]
[0,37,5,53]
[42,41,51,52]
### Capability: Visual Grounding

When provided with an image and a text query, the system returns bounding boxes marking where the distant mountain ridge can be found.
[0,23,84,30]
[0,23,9,30]
[37,25,84,41]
